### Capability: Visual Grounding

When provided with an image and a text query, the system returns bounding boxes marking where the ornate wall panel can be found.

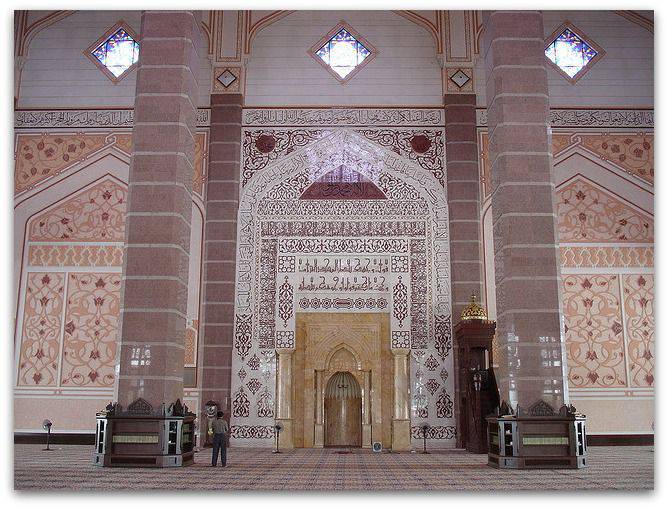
[14,131,208,197]
[560,246,653,269]
[60,273,121,387]
[623,274,654,388]
[556,178,653,243]
[28,179,127,242]
[562,274,627,388]
[17,272,65,386]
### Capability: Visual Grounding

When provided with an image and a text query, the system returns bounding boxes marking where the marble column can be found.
[391,349,411,451]
[444,93,484,445]
[314,370,324,447]
[116,10,200,408]
[482,10,567,410]
[199,93,243,421]
[362,370,372,448]
[275,349,294,448]
[444,93,484,320]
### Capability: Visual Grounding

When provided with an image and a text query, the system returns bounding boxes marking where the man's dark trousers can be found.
[212,433,227,466]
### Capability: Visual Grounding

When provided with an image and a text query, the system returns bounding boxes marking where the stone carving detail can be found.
[234,314,253,359]
[29,179,127,242]
[232,387,250,417]
[562,274,626,387]
[434,315,452,360]
[275,331,295,349]
[257,390,274,418]
[424,355,439,372]
[557,178,653,243]
[247,354,260,371]
[60,273,121,387]
[277,276,293,328]
[230,425,275,439]
[357,129,445,186]
[246,378,262,395]
[392,276,408,328]
[425,378,440,396]
[391,331,411,349]
[436,389,453,418]
[411,425,456,440]
[623,274,654,387]
[17,273,65,386]
[410,240,428,349]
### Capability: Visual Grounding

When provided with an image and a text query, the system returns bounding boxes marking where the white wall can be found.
[19,10,212,109]
[245,10,443,106]
[474,11,653,108]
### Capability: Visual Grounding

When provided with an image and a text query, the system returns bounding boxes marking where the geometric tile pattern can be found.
[14,445,653,490]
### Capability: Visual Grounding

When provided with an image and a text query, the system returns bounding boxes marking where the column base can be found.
[92,398,195,468]
[391,419,411,451]
[362,424,372,448]
[487,401,587,469]
[276,418,294,449]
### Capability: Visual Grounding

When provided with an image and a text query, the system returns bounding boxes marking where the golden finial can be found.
[460,293,488,321]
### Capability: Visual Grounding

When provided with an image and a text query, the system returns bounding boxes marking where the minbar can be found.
[93,398,195,468]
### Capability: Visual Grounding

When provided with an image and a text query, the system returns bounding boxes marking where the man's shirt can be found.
[212,418,229,435]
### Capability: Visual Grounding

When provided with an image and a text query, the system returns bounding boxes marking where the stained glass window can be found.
[91,27,140,78]
[545,27,598,79]
[315,28,371,79]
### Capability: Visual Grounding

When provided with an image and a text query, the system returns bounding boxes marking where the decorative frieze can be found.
[476,108,653,128]
[15,108,211,129]
[242,108,445,127]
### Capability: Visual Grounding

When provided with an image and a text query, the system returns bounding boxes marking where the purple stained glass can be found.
[92,28,140,78]
[316,28,371,79]
[545,27,597,78]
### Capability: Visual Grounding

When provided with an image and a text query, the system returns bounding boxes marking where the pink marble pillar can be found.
[482,10,567,409]
[444,93,484,320]
[444,93,484,445]
[117,11,201,409]
[199,93,243,417]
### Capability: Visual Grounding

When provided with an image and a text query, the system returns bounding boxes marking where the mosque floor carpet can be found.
[14,444,653,491]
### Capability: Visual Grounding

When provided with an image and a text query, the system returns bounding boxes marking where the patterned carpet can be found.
[14,444,653,491]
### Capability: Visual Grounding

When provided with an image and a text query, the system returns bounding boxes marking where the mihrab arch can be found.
[229,130,456,449]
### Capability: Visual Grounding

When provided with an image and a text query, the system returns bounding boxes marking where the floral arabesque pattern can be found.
[623,274,654,387]
[29,179,127,242]
[17,273,65,386]
[60,273,120,387]
[562,274,626,388]
[557,179,653,243]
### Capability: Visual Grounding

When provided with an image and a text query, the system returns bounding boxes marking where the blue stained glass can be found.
[92,28,140,78]
[315,28,371,79]
[545,27,597,78]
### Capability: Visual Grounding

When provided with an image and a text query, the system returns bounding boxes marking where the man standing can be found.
[211,411,229,467]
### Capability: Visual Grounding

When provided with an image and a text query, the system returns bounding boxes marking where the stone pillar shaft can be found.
[200,93,243,415]
[117,10,200,408]
[392,351,410,420]
[276,350,293,419]
[444,93,484,320]
[482,10,567,409]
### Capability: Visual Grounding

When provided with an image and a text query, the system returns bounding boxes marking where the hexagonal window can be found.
[85,21,140,82]
[544,22,604,83]
[309,21,376,83]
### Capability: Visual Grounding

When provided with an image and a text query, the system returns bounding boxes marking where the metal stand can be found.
[273,425,281,453]
[421,424,430,454]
